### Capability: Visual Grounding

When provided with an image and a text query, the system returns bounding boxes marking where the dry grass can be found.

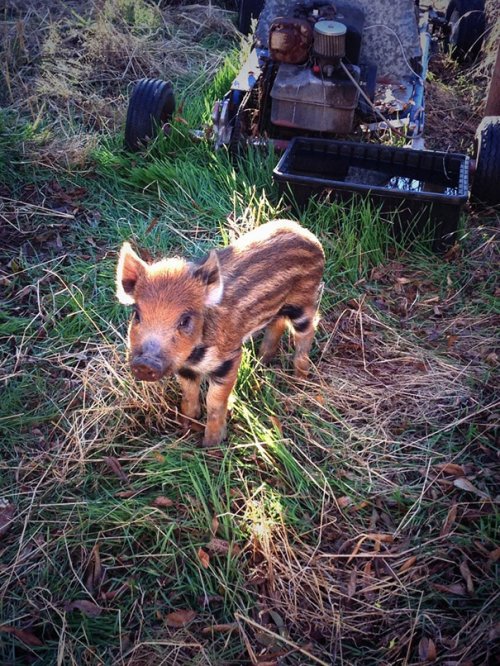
[1,1,499,664]
[56,340,182,481]
[30,292,494,663]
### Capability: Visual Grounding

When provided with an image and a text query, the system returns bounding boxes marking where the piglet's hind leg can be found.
[290,306,317,379]
[259,317,287,364]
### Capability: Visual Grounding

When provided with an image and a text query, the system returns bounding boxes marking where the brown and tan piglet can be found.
[116,220,324,447]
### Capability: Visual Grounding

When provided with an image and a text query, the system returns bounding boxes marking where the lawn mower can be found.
[124,0,499,249]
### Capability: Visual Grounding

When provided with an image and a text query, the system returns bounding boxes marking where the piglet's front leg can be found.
[203,351,242,447]
[177,371,203,433]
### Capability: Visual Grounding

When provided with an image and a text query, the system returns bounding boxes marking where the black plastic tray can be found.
[273,138,470,250]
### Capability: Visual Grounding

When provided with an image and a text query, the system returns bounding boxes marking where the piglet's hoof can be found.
[180,416,204,434]
[202,424,227,448]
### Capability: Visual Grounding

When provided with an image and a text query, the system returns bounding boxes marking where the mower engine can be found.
[268,2,364,134]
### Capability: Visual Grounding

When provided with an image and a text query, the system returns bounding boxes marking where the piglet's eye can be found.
[178,313,192,331]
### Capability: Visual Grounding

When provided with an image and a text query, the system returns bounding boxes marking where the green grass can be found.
[1,2,499,664]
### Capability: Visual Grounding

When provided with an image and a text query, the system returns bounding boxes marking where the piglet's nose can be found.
[131,356,168,382]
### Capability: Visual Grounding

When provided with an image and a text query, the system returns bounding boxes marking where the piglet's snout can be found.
[130,340,170,382]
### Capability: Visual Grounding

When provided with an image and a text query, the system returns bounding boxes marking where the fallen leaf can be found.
[268,610,285,629]
[115,490,138,499]
[488,547,500,563]
[197,548,210,569]
[440,502,458,537]
[399,556,417,573]
[432,583,466,596]
[446,334,459,349]
[418,636,437,662]
[151,496,174,508]
[347,569,357,598]
[453,477,490,499]
[85,544,103,594]
[211,516,220,535]
[347,538,364,562]
[365,533,394,543]
[201,623,238,635]
[145,216,160,235]
[352,500,370,511]
[101,582,130,601]
[459,560,474,594]
[104,456,129,484]
[0,502,15,538]
[0,625,43,647]
[164,609,197,628]
[64,600,102,617]
[269,415,283,436]
[435,463,465,477]
[206,537,241,555]
[337,496,352,509]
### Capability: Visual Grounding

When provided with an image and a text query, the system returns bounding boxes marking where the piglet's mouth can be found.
[130,356,172,382]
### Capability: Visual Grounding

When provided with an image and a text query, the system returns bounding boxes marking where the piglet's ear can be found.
[116,242,146,305]
[192,250,224,306]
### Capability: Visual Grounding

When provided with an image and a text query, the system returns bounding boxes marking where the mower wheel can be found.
[445,0,486,63]
[237,0,265,35]
[125,78,175,151]
[471,116,500,205]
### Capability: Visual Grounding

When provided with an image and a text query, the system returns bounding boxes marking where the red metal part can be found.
[268,18,313,65]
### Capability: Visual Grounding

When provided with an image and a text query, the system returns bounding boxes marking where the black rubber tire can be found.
[445,0,486,63]
[124,78,175,151]
[237,0,265,35]
[471,116,500,205]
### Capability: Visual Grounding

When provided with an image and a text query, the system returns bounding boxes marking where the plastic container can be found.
[273,137,470,250]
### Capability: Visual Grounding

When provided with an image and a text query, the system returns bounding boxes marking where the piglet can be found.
[116,220,324,446]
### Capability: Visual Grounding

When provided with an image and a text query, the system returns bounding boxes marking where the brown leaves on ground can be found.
[432,582,467,596]
[197,547,210,569]
[399,556,418,573]
[164,609,197,628]
[435,463,465,477]
[459,561,475,594]
[196,537,241,570]
[85,544,104,594]
[206,537,241,556]
[420,463,493,501]
[453,477,490,500]
[418,637,437,662]
[201,623,238,635]
[63,599,102,617]
[0,624,43,647]
[151,496,174,508]
[104,456,129,484]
